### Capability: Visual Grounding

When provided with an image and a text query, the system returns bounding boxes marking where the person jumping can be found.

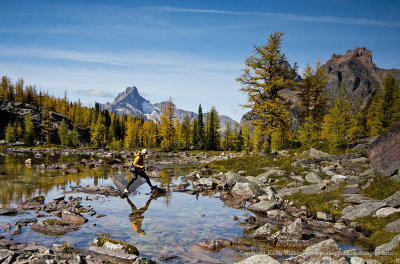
[124,149,156,194]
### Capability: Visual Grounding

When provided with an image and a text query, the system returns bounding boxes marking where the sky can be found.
[0,0,399,122]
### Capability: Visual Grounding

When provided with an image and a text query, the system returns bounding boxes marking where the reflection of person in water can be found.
[126,196,154,236]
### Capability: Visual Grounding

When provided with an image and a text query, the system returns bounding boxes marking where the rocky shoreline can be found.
[1,142,400,263]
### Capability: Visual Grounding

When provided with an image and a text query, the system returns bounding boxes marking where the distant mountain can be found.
[101,86,238,130]
[323,46,400,109]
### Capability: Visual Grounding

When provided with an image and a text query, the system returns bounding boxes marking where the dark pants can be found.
[126,171,153,189]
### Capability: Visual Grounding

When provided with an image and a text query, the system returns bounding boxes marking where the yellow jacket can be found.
[132,154,144,173]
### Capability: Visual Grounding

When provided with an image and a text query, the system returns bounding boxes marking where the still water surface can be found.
[0,153,258,263]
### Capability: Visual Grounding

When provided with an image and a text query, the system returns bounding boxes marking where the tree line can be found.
[0,77,244,151]
[237,32,400,152]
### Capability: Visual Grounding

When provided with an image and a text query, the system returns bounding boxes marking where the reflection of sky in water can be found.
[0,154,363,263]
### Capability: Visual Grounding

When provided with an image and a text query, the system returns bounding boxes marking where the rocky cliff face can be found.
[323,47,400,109]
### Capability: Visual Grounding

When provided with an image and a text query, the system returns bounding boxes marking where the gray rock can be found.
[315,257,341,263]
[375,207,400,217]
[30,219,80,235]
[300,183,327,194]
[0,249,15,263]
[267,209,289,220]
[305,172,323,183]
[344,194,381,204]
[384,218,400,232]
[302,148,331,159]
[234,254,279,264]
[331,174,348,183]
[375,234,400,256]
[263,186,277,201]
[90,237,139,260]
[282,218,302,239]
[317,211,333,222]
[134,257,157,264]
[383,190,400,207]
[11,224,21,236]
[349,257,366,264]
[248,200,278,214]
[367,122,400,176]
[252,223,276,238]
[1,223,11,230]
[221,172,249,189]
[342,202,386,221]
[349,157,369,163]
[302,239,343,260]
[231,182,262,200]
[196,177,218,189]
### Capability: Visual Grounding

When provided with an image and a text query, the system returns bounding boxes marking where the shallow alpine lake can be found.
[0,152,362,263]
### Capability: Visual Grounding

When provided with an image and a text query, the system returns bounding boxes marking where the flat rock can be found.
[374,234,400,256]
[196,177,218,189]
[234,254,280,264]
[90,237,139,260]
[158,254,178,261]
[30,219,80,235]
[301,239,343,261]
[302,148,331,159]
[221,172,249,189]
[305,172,323,183]
[367,122,400,176]
[0,208,18,216]
[342,202,386,221]
[248,201,278,214]
[343,194,381,204]
[375,207,400,217]
[384,218,400,232]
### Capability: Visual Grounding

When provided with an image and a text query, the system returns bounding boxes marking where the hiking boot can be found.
[123,189,130,194]
[151,186,157,191]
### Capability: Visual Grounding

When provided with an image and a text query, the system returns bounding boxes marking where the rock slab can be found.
[234,254,280,264]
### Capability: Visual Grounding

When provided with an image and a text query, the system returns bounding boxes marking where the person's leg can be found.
[126,173,138,189]
[139,171,153,188]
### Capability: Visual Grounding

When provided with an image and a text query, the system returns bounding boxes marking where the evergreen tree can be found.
[325,86,352,149]
[15,78,24,103]
[181,114,191,149]
[197,104,205,148]
[40,108,54,144]
[237,32,297,150]
[16,122,23,141]
[298,116,320,144]
[23,114,35,146]
[71,127,80,147]
[5,122,17,143]
[382,73,400,127]
[91,118,107,148]
[205,106,220,150]
[58,119,69,147]
[191,118,198,148]
[366,94,384,136]
[223,121,232,150]
[242,123,252,153]
[175,118,181,147]
[160,98,175,151]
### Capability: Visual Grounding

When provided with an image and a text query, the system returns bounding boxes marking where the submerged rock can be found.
[30,219,80,235]
[196,239,232,252]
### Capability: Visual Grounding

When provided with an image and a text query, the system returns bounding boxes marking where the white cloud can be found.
[78,89,114,98]
[159,7,400,27]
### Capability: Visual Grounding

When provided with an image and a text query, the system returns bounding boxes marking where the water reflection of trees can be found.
[0,155,112,207]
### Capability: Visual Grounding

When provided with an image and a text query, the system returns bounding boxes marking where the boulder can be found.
[367,122,400,176]
[196,177,218,189]
[383,190,400,207]
[252,223,277,238]
[0,249,15,263]
[305,172,323,184]
[341,202,386,221]
[248,201,278,214]
[221,172,249,189]
[0,208,18,216]
[282,218,303,239]
[375,207,400,217]
[231,182,262,200]
[374,234,400,256]
[384,218,400,232]
[234,254,279,264]
[301,239,343,260]
[331,174,348,183]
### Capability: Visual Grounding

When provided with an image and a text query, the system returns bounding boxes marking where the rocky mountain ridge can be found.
[101,86,238,129]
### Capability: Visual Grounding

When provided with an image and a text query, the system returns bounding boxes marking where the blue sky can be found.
[1,0,399,121]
